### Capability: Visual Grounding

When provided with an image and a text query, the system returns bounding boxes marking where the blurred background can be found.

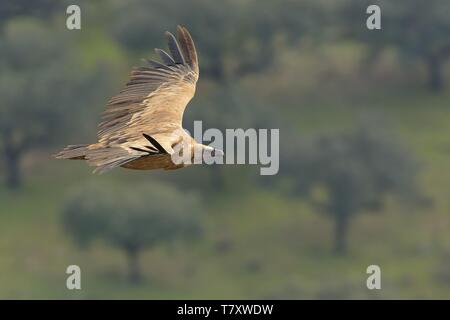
[0,0,450,299]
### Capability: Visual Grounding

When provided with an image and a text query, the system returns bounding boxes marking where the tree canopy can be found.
[287,120,420,253]
[63,182,203,282]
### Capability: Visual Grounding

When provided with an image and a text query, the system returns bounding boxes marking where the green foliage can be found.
[0,0,64,26]
[63,182,203,250]
[108,0,237,79]
[0,18,115,188]
[288,118,421,253]
[343,0,450,57]
[0,19,70,140]
[298,124,418,211]
[62,182,203,282]
[0,18,113,146]
[108,0,327,80]
[341,0,450,91]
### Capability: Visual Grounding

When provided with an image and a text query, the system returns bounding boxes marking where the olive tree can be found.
[341,0,450,92]
[287,122,421,254]
[0,19,112,188]
[108,0,326,82]
[62,182,203,283]
[0,0,63,26]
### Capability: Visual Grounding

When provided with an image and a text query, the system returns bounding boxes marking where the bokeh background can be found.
[1,0,450,299]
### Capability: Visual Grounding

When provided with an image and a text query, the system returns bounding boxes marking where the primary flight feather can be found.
[55,26,223,173]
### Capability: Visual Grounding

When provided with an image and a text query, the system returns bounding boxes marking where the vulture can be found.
[55,26,223,174]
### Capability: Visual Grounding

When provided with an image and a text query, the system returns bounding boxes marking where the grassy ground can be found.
[1,90,450,299]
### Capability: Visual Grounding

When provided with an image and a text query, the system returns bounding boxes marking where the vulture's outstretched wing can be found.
[97,26,199,149]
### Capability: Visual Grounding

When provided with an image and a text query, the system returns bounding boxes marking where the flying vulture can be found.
[55,26,223,174]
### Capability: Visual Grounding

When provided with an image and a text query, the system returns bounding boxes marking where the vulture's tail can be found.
[54,144,140,174]
[54,144,90,160]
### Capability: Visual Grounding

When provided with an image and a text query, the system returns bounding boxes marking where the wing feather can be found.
[97,26,199,150]
[176,26,199,74]
[155,49,176,65]
[165,31,185,64]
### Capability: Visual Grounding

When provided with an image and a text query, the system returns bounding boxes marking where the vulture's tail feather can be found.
[55,144,140,174]
[54,144,89,160]
[84,147,140,174]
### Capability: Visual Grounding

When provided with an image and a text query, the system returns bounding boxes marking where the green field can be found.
[1,90,450,299]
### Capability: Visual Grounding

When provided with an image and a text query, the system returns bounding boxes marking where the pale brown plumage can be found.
[55,26,222,173]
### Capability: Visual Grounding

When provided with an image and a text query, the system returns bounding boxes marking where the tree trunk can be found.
[334,213,350,255]
[3,140,22,190]
[427,56,444,92]
[125,246,141,284]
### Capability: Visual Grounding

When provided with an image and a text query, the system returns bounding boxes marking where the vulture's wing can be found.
[97,26,199,151]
